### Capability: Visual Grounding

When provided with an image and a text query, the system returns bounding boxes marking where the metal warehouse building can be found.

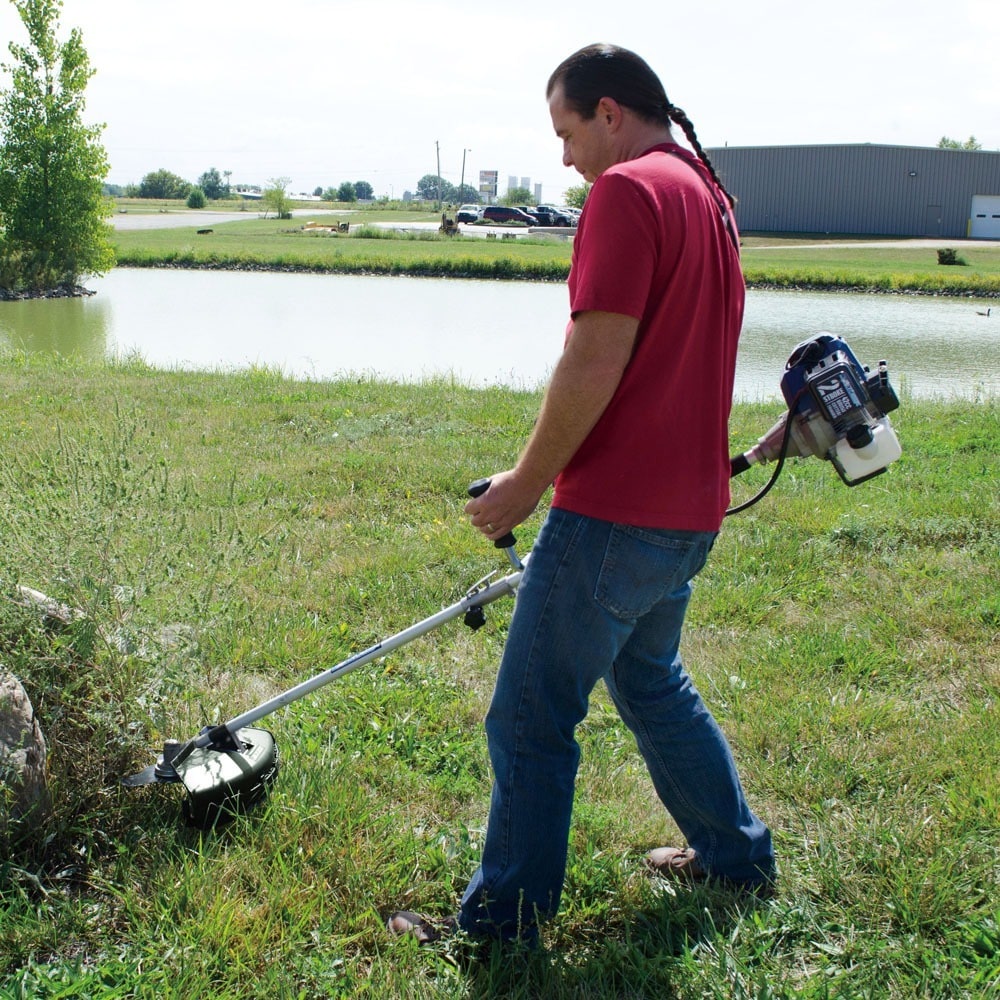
[705,144,1000,239]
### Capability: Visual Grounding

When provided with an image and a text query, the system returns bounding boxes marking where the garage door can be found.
[970,195,1000,239]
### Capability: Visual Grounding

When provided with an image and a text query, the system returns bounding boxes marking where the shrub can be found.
[186,187,206,209]
[138,169,192,200]
[937,248,967,266]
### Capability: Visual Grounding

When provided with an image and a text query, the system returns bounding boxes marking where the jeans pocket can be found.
[594,524,712,621]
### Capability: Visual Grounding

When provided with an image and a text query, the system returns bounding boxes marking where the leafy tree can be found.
[261,176,291,218]
[138,168,191,199]
[312,186,323,198]
[337,181,357,202]
[563,182,591,209]
[416,173,456,203]
[197,166,228,199]
[937,135,982,150]
[186,186,205,209]
[0,0,114,292]
[502,186,532,207]
[453,184,479,204]
[354,180,373,200]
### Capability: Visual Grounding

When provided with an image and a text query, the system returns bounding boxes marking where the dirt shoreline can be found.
[0,284,95,302]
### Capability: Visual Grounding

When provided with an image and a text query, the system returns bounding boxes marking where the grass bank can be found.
[112,216,571,282]
[108,204,1000,296]
[741,239,1000,297]
[0,355,997,997]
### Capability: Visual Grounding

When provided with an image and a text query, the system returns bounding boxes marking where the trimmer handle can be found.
[467,479,517,550]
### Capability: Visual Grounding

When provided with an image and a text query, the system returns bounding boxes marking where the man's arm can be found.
[465,310,639,540]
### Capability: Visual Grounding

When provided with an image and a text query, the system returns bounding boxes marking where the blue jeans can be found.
[458,508,774,941]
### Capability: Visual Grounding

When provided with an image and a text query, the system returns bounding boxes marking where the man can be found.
[390,43,775,946]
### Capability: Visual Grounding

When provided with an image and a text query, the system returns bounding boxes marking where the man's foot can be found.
[645,846,776,898]
[645,846,706,883]
[386,910,458,945]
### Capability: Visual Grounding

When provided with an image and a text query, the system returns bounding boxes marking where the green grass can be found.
[741,240,1000,296]
[112,216,572,282]
[0,355,997,998]
[108,206,1000,295]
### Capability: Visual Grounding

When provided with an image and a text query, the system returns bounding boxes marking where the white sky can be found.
[1,0,997,203]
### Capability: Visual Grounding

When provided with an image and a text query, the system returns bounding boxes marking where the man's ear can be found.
[596,96,623,128]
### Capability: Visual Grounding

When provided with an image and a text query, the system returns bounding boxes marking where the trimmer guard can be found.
[177,727,279,828]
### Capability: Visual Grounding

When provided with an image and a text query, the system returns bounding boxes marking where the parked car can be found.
[481,206,536,225]
[530,205,575,226]
[456,204,481,223]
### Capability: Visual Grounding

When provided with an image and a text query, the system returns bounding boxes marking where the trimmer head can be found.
[121,508,526,830]
[123,727,279,829]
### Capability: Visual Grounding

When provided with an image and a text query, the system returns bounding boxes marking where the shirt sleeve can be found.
[569,171,659,321]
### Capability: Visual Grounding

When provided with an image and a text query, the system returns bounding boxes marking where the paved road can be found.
[749,238,999,250]
[114,212,991,249]
[110,208,344,230]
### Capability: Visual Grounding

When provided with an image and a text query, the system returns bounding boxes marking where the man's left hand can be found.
[464,469,544,542]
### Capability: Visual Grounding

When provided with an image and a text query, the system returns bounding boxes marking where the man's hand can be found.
[464,469,544,542]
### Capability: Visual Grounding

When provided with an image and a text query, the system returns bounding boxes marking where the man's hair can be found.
[547,43,734,207]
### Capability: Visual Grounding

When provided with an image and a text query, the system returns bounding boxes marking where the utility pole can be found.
[460,148,471,202]
[435,140,441,210]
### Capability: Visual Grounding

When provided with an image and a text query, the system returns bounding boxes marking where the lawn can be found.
[112,216,571,281]
[741,240,1000,295]
[108,200,1000,294]
[0,356,996,997]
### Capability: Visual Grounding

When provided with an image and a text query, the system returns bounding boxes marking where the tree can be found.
[260,176,291,218]
[416,173,456,203]
[0,0,114,292]
[354,180,373,200]
[138,168,191,199]
[562,182,591,209]
[453,184,479,205]
[198,166,228,199]
[502,186,532,207]
[186,186,205,209]
[937,135,982,150]
[337,181,357,203]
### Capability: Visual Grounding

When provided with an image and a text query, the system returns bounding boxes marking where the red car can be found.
[481,206,536,225]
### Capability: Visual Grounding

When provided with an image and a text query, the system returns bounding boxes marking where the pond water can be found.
[0,268,996,400]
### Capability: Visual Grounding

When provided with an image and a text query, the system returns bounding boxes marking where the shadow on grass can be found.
[429,887,767,999]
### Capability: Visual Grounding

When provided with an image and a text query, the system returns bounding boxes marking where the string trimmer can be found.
[123,482,522,827]
[123,334,901,827]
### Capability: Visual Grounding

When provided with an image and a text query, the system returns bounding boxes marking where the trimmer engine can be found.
[731,334,901,488]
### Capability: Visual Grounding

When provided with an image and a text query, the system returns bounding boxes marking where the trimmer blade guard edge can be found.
[176,727,279,829]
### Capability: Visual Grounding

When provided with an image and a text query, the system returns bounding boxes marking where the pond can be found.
[0,268,996,400]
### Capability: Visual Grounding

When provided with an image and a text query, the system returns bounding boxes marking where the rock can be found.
[15,584,86,629]
[16,584,199,660]
[0,670,50,827]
